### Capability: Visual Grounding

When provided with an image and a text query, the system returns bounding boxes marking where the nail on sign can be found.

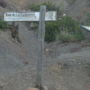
[4,11,56,21]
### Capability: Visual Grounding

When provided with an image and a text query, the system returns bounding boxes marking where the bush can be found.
[57,31,84,42]
[58,16,82,33]
[0,19,8,30]
[45,16,84,42]
[45,21,59,42]
[86,13,90,25]
[29,2,84,43]
[82,13,90,25]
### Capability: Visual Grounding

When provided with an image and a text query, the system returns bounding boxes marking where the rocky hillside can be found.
[66,0,90,23]
[0,1,90,90]
[1,0,88,23]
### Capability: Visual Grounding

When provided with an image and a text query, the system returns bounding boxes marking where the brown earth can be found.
[0,23,90,90]
[0,0,90,90]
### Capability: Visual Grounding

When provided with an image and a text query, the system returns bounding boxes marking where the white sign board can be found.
[4,11,56,21]
[81,26,90,31]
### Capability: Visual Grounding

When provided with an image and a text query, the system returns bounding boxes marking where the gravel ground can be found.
[0,23,90,90]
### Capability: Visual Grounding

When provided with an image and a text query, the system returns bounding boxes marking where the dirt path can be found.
[0,24,90,90]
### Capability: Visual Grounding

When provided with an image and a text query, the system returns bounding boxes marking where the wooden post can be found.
[36,6,46,89]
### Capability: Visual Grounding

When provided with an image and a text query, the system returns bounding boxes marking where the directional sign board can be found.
[4,11,56,21]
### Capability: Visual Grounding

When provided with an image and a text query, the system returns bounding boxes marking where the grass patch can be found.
[45,16,84,43]
[0,19,8,31]
[57,31,84,42]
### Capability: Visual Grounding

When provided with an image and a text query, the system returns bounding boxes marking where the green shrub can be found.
[45,16,84,42]
[29,2,84,43]
[86,13,90,25]
[0,19,8,30]
[45,21,59,42]
[58,16,82,33]
[57,31,84,42]
[82,13,90,26]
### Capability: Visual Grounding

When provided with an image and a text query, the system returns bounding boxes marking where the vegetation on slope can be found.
[0,19,8,30]
[85,13,90,25]
[45,16,84,42]
[29,2,84,43]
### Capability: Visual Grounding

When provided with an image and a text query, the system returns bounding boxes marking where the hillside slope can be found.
[0,0,90,22]
[66,0,90,22]
[0,0,90,90]
[12,0,90,22]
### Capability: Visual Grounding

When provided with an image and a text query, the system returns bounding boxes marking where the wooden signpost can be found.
[4,6,56,89]
[36,6,46,89]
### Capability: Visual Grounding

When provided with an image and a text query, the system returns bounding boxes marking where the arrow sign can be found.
[4,11,56,21]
